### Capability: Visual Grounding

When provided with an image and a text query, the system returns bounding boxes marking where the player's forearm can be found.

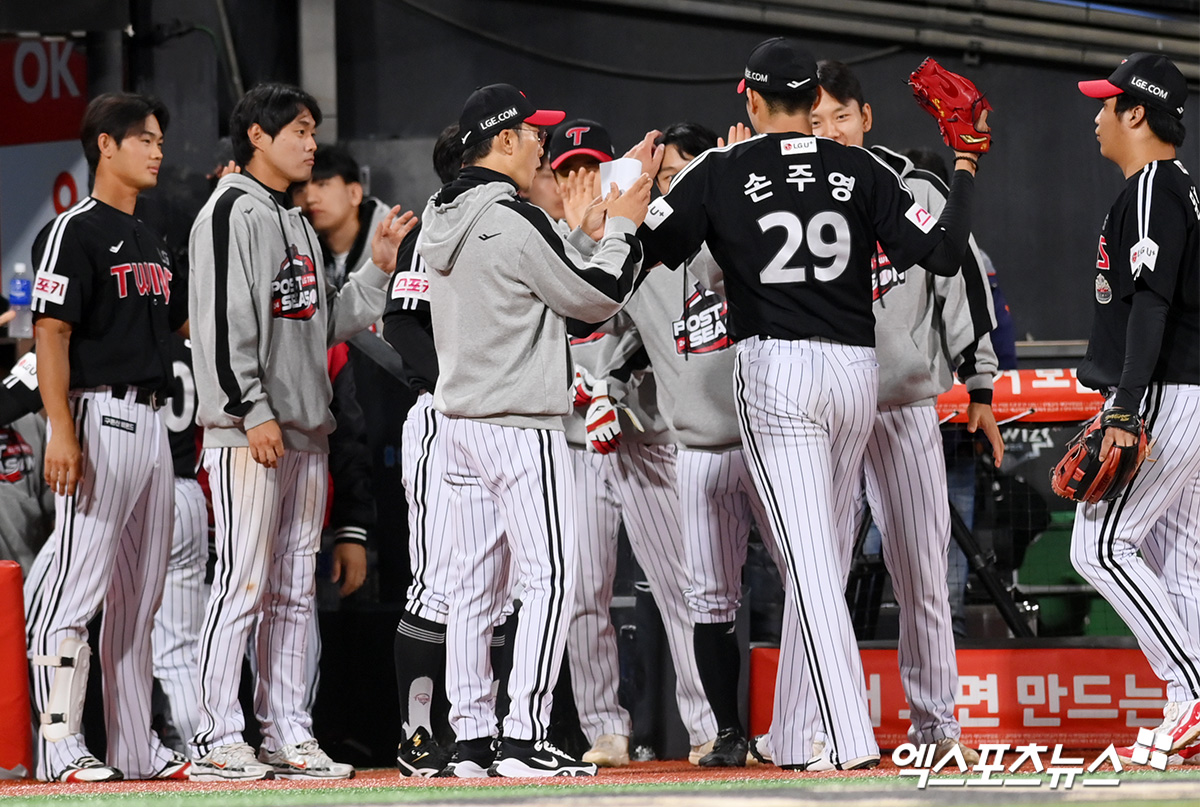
[1114,289,1170,412]
[33,321,73,430]
[382,312,440,387]
[917,170,976,277]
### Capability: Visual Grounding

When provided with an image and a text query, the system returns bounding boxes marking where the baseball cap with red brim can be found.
[548,119,615,170]
[737,37,819,95]
[458,83,565,148]
[1078,52,1187,120]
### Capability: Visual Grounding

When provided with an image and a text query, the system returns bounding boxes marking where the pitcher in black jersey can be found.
[1072,53,1200,762]
[25,93,190,783]
[636,37,987,771]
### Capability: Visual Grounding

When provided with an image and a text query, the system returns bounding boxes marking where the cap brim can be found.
[1078,79,1122,99]
[549,148,614,170]
[526,109,565,126]
[737,78,746,94]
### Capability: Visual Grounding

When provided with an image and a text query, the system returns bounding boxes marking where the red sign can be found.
[750,646,1166,749]
[0,38,88,147]
[936,369,1105,425]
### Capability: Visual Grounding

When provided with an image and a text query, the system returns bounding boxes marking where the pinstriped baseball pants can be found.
[192,447,327,756]
[567,444,718,747]
[442,417,571,743]
[734,336,879,767]
[1071,382,1200,704]
[25,389,175,779]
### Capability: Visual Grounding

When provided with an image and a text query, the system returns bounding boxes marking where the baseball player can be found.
[187,83,413,780]
[768,59,1001,767]
[1071,54,1200,760]
[1,355,54,573]
[23,93,190,782]
[636,38,988,770]
[419,83,650,777]
[548,120,718,768]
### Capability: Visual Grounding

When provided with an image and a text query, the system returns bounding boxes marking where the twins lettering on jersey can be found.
[110,262,173,303]
[272,246,319,320]
[0,429,33,483]
[871,244,907,301]
[673,286,731,354]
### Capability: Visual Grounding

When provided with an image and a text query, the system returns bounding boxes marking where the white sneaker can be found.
[1155,699,1200,753]
[258,739,354,779]
[189,743,272,781]
[688,739,714,765]
[935,737,981,767]
[582,734,629,767]
[803,744,880,772]
[52,755,123,783]
[748,734,772,766]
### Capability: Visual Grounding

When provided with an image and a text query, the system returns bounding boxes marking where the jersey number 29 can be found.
[757,210,850,285]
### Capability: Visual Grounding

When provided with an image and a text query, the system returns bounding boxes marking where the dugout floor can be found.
[2,758,1199,807]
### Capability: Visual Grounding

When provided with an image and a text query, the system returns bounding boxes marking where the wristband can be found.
[955,155,979,171]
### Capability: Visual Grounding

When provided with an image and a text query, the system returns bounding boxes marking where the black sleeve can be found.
[169,257,189,332]
[1114,288,1170,412]
[0,352,43,427]
[382,308,439,389]
[327,361,376,539]
[912,171,976,277]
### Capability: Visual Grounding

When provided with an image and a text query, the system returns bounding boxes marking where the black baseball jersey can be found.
[637,133,951,347]
[381,221,440,392]
[30,197,186,391]
[162,333,199,478]
[1078,160,1200,402]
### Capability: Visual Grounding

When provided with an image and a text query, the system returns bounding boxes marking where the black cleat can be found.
[397,727,453,778]
[488,738,597,777]
[699,727,748,767]
[433,737,494,778]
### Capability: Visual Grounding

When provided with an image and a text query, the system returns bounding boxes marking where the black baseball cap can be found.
[548,119,615,170]
[458,83,565,148]
[737,37,819,95]
[1078,53,1187,120]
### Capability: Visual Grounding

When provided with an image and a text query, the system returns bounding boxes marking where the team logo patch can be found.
[9,353,37,389]
[0,428,34,484]
[673,285,730,354]
[872,244,907,301]
[904,202,935,233]
[272,246,319,320]
[1095,273,1113,305]
[390,271,430,301]
[1129,236,1159,279]
[101,415,137,433]
[644,198,673,230]
[32,270,69,306]
[779,137,817,155]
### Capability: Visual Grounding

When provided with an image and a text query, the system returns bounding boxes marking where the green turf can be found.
[3,770,1200,807]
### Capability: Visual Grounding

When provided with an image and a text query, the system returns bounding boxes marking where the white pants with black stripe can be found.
[151,476,210,752]
[567,444,717,747]
[25,389,175,779]
[677,446,779,624]
[1071,383,1200,704]
[442,417,572,743]
[861,405,960,743]
[402,393,456,623]
[192,447,327,756]
[734,337,879,767]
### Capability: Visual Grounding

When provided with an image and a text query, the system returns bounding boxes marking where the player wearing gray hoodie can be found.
[417,83,651,779]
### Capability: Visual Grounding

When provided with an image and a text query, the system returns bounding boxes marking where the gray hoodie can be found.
[419,167,643,430]
[868,146,998,407]
[189,172,389,453]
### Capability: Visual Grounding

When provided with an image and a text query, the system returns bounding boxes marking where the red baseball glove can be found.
[1051,408,1151,504]
[908,58,993,153]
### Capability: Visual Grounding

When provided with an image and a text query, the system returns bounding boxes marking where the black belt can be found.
[110,384,159,408]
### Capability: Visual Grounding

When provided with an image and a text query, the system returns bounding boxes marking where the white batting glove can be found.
[573,364,598,408]
[585,380,621,454]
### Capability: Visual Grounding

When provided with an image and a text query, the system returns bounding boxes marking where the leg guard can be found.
[34,637,89,742]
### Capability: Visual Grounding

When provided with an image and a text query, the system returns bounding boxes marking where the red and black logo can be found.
[272,246,319,320]
[0,428,33,484]
[872,242,906,301]
[673,286,730,355]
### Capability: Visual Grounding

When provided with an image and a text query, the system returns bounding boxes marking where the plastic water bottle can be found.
[8,263,33,338]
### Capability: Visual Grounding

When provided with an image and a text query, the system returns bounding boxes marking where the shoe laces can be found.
[289,739,332,765]
[216,742,258,764]
[532,739,569,758]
